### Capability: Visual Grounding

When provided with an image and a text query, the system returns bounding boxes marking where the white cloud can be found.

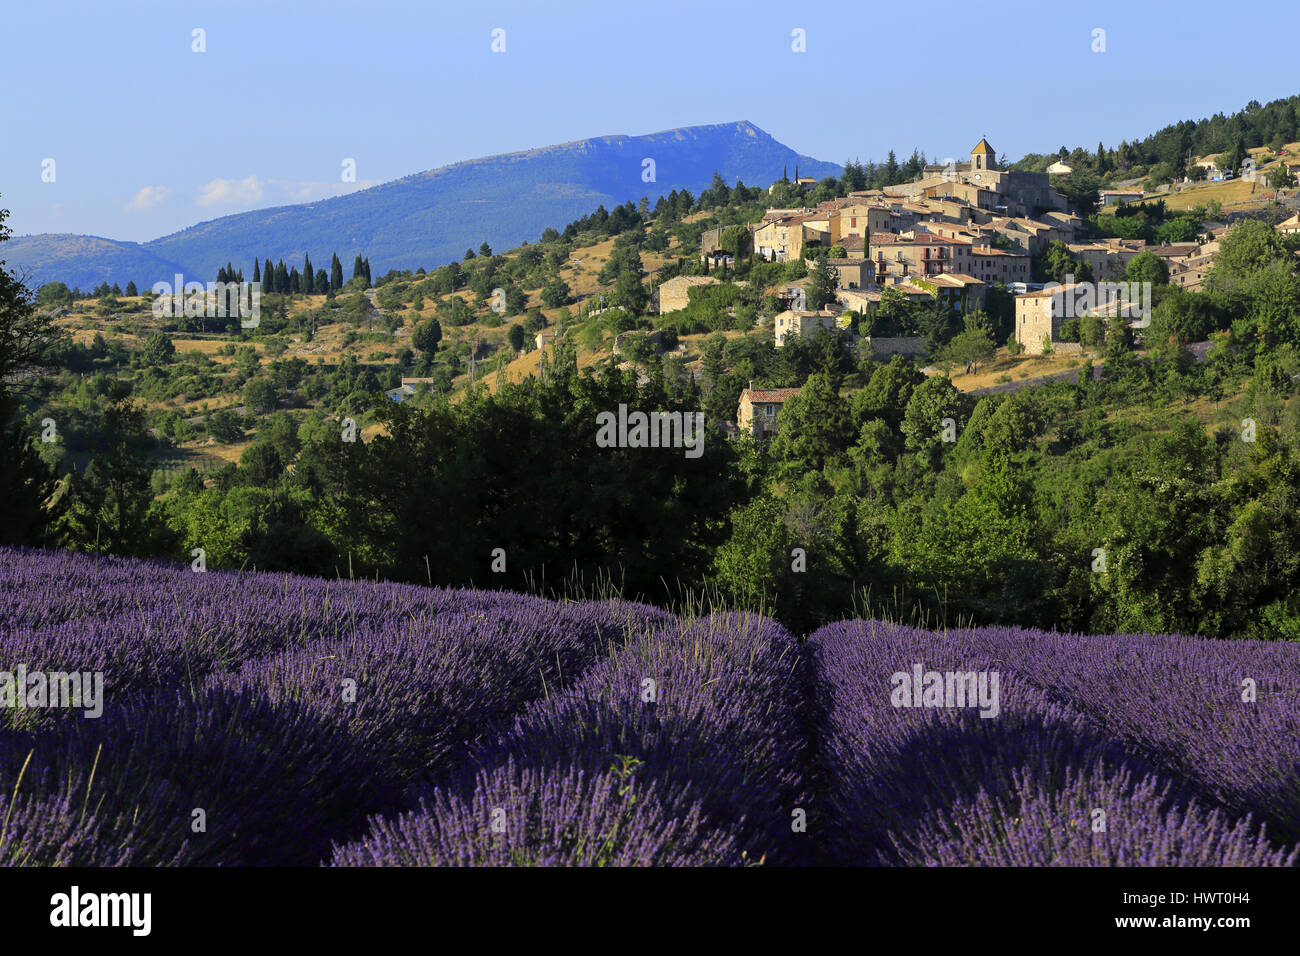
[196,175,266,208]
[131,185,173,211]
[194,176,381,211]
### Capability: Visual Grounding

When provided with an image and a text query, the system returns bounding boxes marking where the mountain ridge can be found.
[9,120,840,288]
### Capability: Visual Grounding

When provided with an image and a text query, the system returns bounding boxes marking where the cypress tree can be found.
[302,254,314,294]
[353,254,365,280]
[252,258,261,283]
[330,253,343,292]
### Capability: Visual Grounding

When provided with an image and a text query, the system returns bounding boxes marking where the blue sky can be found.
[3,0,1298,242]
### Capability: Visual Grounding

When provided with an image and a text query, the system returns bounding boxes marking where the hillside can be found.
[8,121,840,289]
[2,234,187,291]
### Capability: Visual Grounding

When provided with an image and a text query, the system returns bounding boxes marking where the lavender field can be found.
[0,546,1296,867]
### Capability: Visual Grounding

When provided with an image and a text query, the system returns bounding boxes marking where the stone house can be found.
[871,233,978,283]
[825,257,875,289]
[655,275,720,314]
[737,384,801,438]
[962,245,1032,285]
[1067,239,1147,281]
[1276,213,1300,235]
[753,214,828,261]
[773,309,844,346]
[1014,282,1091,354]
[818,199,892,242]
[836,285,935,316]
[1100,189,1144,206]
[920,273,988,312]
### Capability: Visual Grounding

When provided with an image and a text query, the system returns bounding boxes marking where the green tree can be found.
[139,331,176,366]
[412,317,443,360]
[1146,287,1219,345]
[1055,170,1101,217]
[60,383,155,555]
[852,354,925,428]
[0,200,65,545]
[769,372,854,473]
[613,271,648,315]
[940,327,996,375]
[1036,240,1093,284]
[1125,251,1170,287]
[243,376,279,415]
[1103,313,1134,363]
[505,284,528,315]
[900,374,970,467]
[36,281,73,309]
[807,258,839,310]
[208,409,245,444]
[507,323,526,353]
[239,441,283,486]
[541,277,570,308]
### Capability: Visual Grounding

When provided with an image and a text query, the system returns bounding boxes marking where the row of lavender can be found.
[331,612,809,865]
[810,620,1299,865]
[2,546,1297,865]
[0,547,676,864]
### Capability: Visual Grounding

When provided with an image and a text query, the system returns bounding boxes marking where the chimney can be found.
[749,379,754,393]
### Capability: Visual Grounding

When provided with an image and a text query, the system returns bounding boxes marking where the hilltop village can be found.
[647,138,1276,436]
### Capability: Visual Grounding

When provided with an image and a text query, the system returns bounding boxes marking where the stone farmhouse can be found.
[737,384,801,438]
[654,274,720,314]
[1014,284,1087,354]
[753,213,827,261]
[774,308,845,346]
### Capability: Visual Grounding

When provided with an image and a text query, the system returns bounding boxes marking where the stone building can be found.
[737,384,801,438]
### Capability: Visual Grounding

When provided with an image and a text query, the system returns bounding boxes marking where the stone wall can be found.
[863,336,927,356]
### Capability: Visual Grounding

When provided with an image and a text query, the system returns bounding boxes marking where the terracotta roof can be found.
[742,387,801,403]
[927,273,985,286]
[873,232,970,247]
[659,275,720,288]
